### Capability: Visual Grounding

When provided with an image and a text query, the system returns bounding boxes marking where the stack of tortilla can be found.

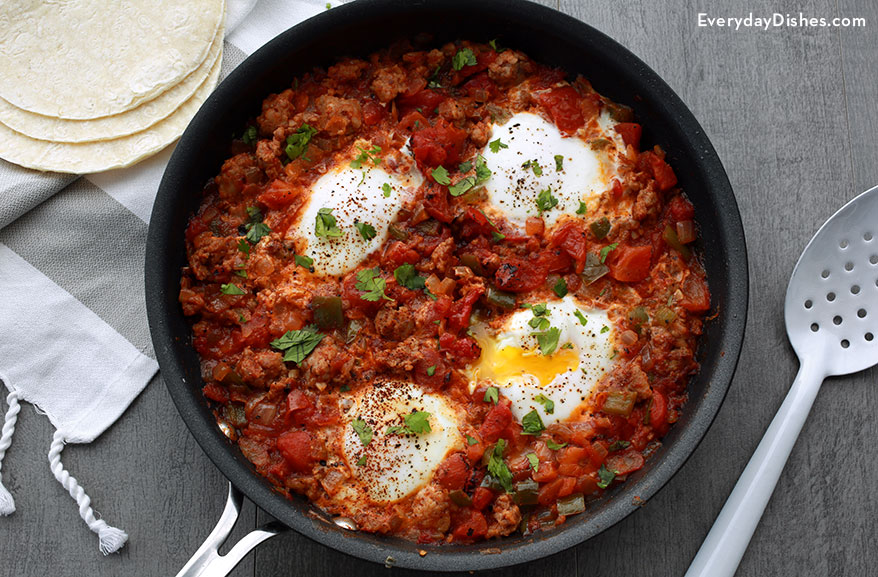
[0,0,226,174]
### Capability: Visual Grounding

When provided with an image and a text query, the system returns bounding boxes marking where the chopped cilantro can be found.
[526,453,540,472]
[452,47,477,70]
[270,325,324,364]
[382,182,392,197]
[534,394,554,415]
[576,201,588,215]
[234,269,247,279]
[431,165,451,185]
[597,464,618,489]
[488,39,505,53]
[546,439,567,450]
[426,365,436,377]
[448,177,475,197]
[486,439,513,493]
[427,64,442,89]
[553,277,568,297]
[220,283,245,295]
[355,268,392,301]
[474,155,492,182]
[245,222,271,244]
[354,221,376,241]
[294,254,314,270]
[356,455,367,466]
[458,160,472,172]
[349,145,382,169]
[489,138,508,153]
[535,327,561,356]
[536,186,558,213]
[386,411,432,435]
[242,126,258,146]
[484,386,499,405]
[600,325,610,334]
[237,238,250,256]
[352,418,373,446]
[521,410,545,435]
[574,310,588,325]
[554,154,564,171]
[600,242,619,263]
[315,208,343,239]
[529,316,551,331]
[466,434,478,446]
[285,124,317,160]
[393,264,426,290]
[522,159,543,176]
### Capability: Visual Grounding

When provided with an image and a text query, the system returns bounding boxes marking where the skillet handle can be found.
[176,483,286,577]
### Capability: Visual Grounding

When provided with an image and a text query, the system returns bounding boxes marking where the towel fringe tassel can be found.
[48,430,128,554]
[0,390,20,515]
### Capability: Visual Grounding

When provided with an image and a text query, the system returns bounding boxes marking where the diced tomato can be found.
[479,399,513,443]
[494,257,549,292]
[557,446,587,465]
[536,86,585,135]
[239,311,271,349]
[557,463,586,477]
[612,178,624,198]
[435,453,470,490]
[640,151,677,192]
[276,430,314,473]
[285,389,314,425]
[414,347,448,388]
[258,179,298,210]
[461,72,496,101]
[202,383,229,403]
[423,185,453,223]
[362,100,386,125]
[679,274,710,312]
[448,286,485,331]
[531,460,558,483]
[471,487,494,511]
[605,448,644,476]
[458,207,494,239]
[537,477,567,505]
[557,477,577,498]
[411,119,468,169]
[575,474,600,495]
[466,436,485,465]
[649,390,669,432]
[397,89,446,118]
[614,123,642,149]
[550,221,589,272]
[382,241,420,269]
[667,195,695,222]
[587,441,609,468]
[607,244,652,283]
[452,510,488,541]
[397,111,429,132]
[538,249,572,274]
[439,333,481,362]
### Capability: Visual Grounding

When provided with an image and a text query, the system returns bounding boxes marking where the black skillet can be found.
[145,0,748,573]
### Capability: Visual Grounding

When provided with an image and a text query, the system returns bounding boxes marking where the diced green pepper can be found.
[388,224,409,241]
[628,306,649,326]
[312,296,344,329]
[513,479,539,506]
[663,224,691,260]
[486,288,516,310]
[654,306,677,325]
[556,493,586,516]
[459,253,485,276]
[448,490,472,507]
[581,252,609,285]
[590,217,611,239]
[602,390,637,416]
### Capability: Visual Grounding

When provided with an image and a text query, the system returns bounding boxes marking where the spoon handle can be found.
[684,359,825,577]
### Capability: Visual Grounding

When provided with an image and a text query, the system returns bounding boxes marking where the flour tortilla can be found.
[0,0,224,119]
[0,27,223,143]
[0,47,222,174]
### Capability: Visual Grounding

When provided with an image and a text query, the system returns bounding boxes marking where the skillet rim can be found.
[145,0,749,571]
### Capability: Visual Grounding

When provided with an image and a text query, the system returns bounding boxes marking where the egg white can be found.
[341,381,463,503]
[290,142,422,276]
[470,295,616,426]
[480,111,619,228]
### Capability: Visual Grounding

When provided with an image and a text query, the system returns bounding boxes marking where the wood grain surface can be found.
[1,1,875,575]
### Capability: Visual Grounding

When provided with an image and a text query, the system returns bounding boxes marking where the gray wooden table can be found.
[2,0,876,575]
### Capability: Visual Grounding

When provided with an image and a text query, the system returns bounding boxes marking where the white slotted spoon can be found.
[685,185,878,577]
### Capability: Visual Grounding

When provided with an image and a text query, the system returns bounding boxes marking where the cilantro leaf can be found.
[600,325,610,334]
[474,155,492,183]
[285,124,317,160]
[458,160,472,172]
[452,47,477,70]
[489,138,508,153]
[535,327,561,356]
[534,394,554,415]
[294,254,314,270]
[382,183,392,197]
[354,221,376,241]
[349,145,382,169]
[356,455,367,466]
[466,434,478,446]
[553,277,568,297]
[528,303,549,317]
[526,453,540,472]
[426,365,436,376]
[220,283,245,295]
[546,439,567,450]
[355,267,392,301]
[245,222,271,244]
[386,411,432,435]
[242,126,258,146]
[486,439,514,493]
[600,242,619,263]
[431,165,451,185]
[528,316,551,331]
[237,238,250,255]
[270,325,324,364]
[522,159,543,176]
[576,201,588,215]
[574,310,588,325]
[488,39,505,53]
[393,264,426,290]
[554,154,564,171]
[536,186,558,213]
[448,176,475,197]
[352,418,373,446]
[521,409,545,435]
[597,464,618,489]
[315,208,344,239]
[484,386,499,405]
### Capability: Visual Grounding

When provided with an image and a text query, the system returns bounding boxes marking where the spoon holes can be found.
[866,333,874,342]
[871,255,878,265]
[858,309,867,318]
[851,285,861,295]
[811,323,820,332]
[840,240,849,249]
[804,299,813,309]
[841,339,850,349]
[845,262,854,272]
[827,292,836,302]
[822,269,831,279]
[865,232,874,242]
[833,315,843,325]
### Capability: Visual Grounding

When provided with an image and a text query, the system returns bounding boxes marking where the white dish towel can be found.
[0,0,343,555]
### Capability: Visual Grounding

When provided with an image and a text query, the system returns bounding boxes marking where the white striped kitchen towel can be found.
[0,0,342,555]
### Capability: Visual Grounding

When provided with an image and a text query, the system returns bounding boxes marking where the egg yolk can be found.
[474,337,581,388]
